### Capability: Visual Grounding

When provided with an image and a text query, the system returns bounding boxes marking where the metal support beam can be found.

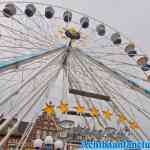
[0,46,64,73]
[69,88,111,101]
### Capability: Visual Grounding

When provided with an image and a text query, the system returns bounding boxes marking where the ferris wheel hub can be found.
[65,28,80,40]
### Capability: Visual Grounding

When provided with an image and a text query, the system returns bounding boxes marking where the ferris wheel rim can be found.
[0,0,132,41]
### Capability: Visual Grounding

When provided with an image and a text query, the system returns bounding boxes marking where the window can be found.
[42,130,47,139]
[8,144,16,150]
[36,129,41,138]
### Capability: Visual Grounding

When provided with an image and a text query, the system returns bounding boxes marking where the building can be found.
[0,112,130,150]
[0,112,81,150]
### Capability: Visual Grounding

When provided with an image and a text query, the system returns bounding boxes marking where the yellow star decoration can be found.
[129,121,139,130]
[90,106,99,117]
[58,101,68,114]
[118,114,127,124]
[75,102,85,114]
[102,111,112,121]
[42,103,54,116]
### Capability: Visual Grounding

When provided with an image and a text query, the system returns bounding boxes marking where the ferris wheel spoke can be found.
[0,64,60,122]
[73,49,144,84]
[0,48,65,106]
[0,54,59,88]
[37,10,64,43]
[86,51,145,58]
[101,77,150,127]
[0,86,48,146]
[100,76,150,114]
[62,61,92,129]
[10,16,50,43]
[84,56,148,83]
[92,57,138,67]
[0,64,62,146]
[69,67,148,139]
[0,45,46,55]
[96,78,147,139]
[17,7,55,43]
[0,45,52,57]
[0,76,18,89]
[76,48,150,99]
[114,88,150,121]
[0,46,31,55]
[4,65,61,117]
[35,11,57,43]
[73,52,108,96]
[1,68,57,117]
[0,22,51,48]
[0,64,57,94]
[0,58,48,77]
[106,83,149,139]
[68,70,106,128]
[68,56,98,112]
[1,32,50,50]
[81,39,127,50]
[0,46,64,73]
[70,55,97,90]
[47,18,61,44]
[114,69,148,82]
[69,53,112,125]
[50,17,68,45]
[72,54,132,125]
[0,45,48,51]
[71,49,150,131]
[69,58,98,92]
[70,50,150,137]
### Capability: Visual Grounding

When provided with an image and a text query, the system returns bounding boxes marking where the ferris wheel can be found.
[0,1,150,147]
